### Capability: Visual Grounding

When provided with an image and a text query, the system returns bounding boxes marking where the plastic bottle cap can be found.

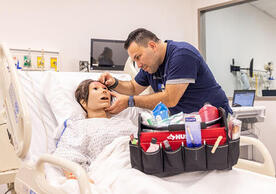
[163,140,170,148]
[151,138,157,144]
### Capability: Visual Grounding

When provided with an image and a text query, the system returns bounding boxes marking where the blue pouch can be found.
[152,102,169,120]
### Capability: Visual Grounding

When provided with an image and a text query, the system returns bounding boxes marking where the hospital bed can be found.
[0,43,276,194]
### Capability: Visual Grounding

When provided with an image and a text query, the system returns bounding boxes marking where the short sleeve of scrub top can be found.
[135,69,150,87]
[166,52,199,85]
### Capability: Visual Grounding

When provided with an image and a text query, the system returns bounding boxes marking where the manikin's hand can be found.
[64,170,94,184]
[98,72,115,87]
[106,91,129,114]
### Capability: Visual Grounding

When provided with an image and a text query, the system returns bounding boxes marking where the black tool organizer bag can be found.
[129,108,240,177]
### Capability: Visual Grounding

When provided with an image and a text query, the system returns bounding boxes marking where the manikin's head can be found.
[75,79,111,118]
[124,28,164,74]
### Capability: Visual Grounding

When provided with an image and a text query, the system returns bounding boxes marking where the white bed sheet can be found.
[47,136,276,194]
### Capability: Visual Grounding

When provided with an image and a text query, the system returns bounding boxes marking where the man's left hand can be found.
[106,91,129,114]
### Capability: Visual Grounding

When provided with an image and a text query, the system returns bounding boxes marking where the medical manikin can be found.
[52,79,138,179]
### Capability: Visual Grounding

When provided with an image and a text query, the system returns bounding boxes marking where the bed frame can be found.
[0,43,32,158]
[0,43,275,194]
[0,43,92,194]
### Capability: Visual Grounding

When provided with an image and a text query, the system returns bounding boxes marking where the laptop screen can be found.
[232,90,255,107]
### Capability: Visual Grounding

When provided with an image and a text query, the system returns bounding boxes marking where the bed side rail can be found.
[37,154,92,194]
[0,43,32,158]
[235,136,275,177]
[15,154,92,194]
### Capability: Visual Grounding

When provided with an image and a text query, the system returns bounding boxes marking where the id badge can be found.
[158,83,165,91]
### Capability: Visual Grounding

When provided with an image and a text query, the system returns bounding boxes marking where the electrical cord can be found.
[4,185,14,194]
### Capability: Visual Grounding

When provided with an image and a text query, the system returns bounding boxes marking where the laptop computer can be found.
[232,90,255,107]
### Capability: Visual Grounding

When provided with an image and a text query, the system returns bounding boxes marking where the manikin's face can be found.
[84,82,111,111]
[128,41,160,74]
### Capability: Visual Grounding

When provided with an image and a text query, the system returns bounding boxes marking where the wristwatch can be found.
[108,78,119,90]
[128,96,135,107]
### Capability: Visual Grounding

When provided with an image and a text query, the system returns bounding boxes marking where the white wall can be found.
[0,0,234,72]
[190,0,233,47]
[0,0,194,72]
[205,3,276,96]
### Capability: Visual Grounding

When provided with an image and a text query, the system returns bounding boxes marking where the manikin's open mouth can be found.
[100,97,109,100]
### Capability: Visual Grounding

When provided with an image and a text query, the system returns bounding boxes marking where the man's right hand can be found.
[98,72,115,87]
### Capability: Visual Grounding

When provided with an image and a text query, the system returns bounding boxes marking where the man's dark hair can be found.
[75,79,96,113]
[124,28,160,49]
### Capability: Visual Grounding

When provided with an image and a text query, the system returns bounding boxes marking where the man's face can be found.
[85,82,111,111]
[128,41,160,74]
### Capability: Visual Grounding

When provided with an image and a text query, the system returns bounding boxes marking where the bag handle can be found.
[137,114,144,171]
[218,107,230,143]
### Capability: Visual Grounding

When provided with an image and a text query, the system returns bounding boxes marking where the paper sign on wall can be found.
[37,56,45,68]
[50,57,57,71]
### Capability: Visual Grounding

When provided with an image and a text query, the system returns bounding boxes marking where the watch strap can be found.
[128,96,135,107]
[108,78,119,90]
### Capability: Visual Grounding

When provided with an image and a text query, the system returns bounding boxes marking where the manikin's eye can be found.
[93,87,98,90]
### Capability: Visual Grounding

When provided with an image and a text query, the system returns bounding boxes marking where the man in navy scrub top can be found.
[99,28,232,116]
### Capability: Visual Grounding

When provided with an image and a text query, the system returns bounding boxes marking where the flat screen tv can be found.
[90,38,129,71]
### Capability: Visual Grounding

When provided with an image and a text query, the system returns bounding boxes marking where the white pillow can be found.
[19,71,58,155]
[42,71,143,138]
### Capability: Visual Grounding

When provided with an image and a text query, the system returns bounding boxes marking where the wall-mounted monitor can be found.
[90,38,129,71]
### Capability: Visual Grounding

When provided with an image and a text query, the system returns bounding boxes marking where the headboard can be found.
[0,43,31,158]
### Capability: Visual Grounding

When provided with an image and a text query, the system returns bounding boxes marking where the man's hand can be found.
[106,91,129,114]
[98,72,115,87]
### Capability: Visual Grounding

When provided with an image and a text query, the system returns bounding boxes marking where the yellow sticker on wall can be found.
[37,56,45,68]
[50,57,57,71]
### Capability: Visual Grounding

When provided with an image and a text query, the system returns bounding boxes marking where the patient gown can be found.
[53,115,137,171]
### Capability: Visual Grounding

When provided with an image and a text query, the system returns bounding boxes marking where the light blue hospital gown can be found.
[53,115,137,171]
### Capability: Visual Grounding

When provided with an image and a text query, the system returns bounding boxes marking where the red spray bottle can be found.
[199,103,220,128]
